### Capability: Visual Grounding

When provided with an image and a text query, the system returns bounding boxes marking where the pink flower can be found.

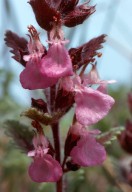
[40,42,73,78]
[20,26,58,90]
[69,123,106,167]
[20,57,58,90]
[75,86,115,125]
[20,25,73,90]
[62,73,115,126]
[40,26,73,79]
[28,134,62,183]
[70,134,106,166]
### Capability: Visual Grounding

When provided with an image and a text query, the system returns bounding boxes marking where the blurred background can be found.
[0,0,132,192]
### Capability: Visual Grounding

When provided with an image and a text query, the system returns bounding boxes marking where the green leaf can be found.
[3,120,34,152]
[97,126,124,145]
[21,107,63,125]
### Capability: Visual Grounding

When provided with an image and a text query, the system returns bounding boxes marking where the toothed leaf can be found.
[21,107,63,125]
[3,120,34,152]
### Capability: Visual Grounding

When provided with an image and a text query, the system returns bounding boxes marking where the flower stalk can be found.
[52,122,63,192]
[52,122,61,163]
[56,178,63,192]
[5,0,116,191]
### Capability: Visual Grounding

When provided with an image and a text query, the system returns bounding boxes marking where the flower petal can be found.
[75,87,115,125]
[28,154,62,182]
[41,43,73,78]
[70,134,106,166]
[97,84,108,94]
[20,58,58,90]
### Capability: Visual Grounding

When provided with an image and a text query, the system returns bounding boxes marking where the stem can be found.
[44,88,51,113]
[50,85,56,112]
[62,156,67,170]
[56,178,63,192]
[51,85,63,192]
[52,123,63,192]
[52,122,61,162]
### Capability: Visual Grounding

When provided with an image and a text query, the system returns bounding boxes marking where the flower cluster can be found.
[5,0,115,184]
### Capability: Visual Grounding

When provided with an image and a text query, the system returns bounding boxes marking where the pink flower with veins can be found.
[69,122,106,167]
[20,25,58,90]
[28,134,62,183]
[62,69,115,125]
[40,26,73,78]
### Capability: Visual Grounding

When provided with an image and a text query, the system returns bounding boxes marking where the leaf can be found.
[4,30,28,66]
[64,2,95,27]
[3,120,34,152]
[97,126,124,145]
[59,0,79,13]
[21,107,63,125]
[69,34,106,69]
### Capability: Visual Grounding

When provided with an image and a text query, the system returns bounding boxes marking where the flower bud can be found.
[119,120,132,154]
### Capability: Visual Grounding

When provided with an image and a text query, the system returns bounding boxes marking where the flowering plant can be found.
[5,0,116,191]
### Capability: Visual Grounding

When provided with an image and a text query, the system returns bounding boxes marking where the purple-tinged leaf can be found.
[64,3,95,27]
[4,31,28,66]
[45,0,62,9]
[4,120,34,152]
[69,34,106,68]
[59,0,79,14]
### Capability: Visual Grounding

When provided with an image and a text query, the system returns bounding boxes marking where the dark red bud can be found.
[66,160,80,171]
[118,120,132,154]
[29,0,61,31]
[128,93,132,114]
[55,89,74,112]
[31,98,48,113]
[64,132,80,156]
[31,120,43,134]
